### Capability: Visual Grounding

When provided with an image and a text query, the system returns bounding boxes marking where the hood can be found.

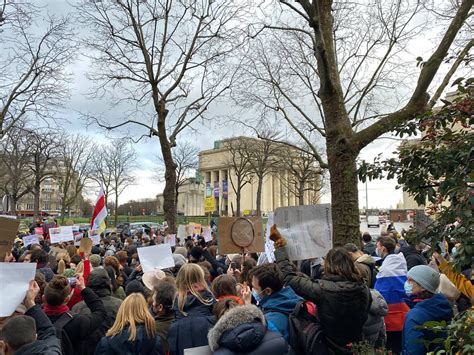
[87,269,112,297]
[369,289,388,316]
[107,326,156,353]
[173,290,215,318]
[208,305,266,351]
[357,254,375,266]
[409,293,453,320]
[259,286,302,314]
[400,245,421,257]
[15,340,53,355]
[377,253,407,278]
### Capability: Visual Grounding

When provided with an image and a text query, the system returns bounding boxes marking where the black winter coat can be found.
[208,304,288,355]
[274,247,371,350]
[15,305,61,355]
[47,287,107,355]
[94,326,163,355]
[400,245,427,271]
[167,291,215,355]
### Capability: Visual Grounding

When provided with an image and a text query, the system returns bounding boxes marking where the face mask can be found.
[404,281,413,296]
[375,248,381,257]
[252,289,263,303]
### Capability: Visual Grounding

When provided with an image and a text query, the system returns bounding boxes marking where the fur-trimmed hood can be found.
[208,305,266,351]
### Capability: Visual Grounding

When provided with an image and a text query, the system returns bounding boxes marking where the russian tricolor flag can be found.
[374,253,410,332]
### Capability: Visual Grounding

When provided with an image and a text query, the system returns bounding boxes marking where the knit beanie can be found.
[125,280,146,297]
[174,247,188,258]
[63,268,76,278]
[407,265,440,294]
[89,254,101,268]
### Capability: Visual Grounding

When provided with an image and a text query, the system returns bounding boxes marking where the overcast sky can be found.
[27,0,465,209]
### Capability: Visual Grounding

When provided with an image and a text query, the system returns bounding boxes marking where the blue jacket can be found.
[258,286,302,341]
[167,291,215,355]
[402,294,453,355]
[94,326,163,355]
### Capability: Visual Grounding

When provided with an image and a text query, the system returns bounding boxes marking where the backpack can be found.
[53,312,74,355]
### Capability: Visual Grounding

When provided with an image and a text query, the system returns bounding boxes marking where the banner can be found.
[206,183,212,198]
[88,230,101,246]
[222,180,228,198]
[213,182,219,198]
[22,235,40,247]
[202,227,213,242]
[204,197,215,213]
[49,226,74,244]
[274,204,332,261]
[138,244,175,272]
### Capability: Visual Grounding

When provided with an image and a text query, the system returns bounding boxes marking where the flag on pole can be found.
[90,185,107,232]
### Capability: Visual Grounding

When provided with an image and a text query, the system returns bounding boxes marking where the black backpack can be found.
[53,312,74,355]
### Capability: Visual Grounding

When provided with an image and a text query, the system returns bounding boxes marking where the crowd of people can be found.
[0,219,472,355]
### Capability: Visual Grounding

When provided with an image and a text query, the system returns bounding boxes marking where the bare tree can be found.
[27,130,62,218]
[89,145,115,208]
[57,134,94,223]
[278,145,324,206]
[0,1,75,137]
[237,0,472,245]
[157,141,199,206]
[110,140,136,226]
[224,138,254,217]
[243,132,281,216]
[77,0,248,231]
[0,128,34,214]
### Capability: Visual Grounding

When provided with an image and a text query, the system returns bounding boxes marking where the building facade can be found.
[156,178,205,216]
[199,137,321,216]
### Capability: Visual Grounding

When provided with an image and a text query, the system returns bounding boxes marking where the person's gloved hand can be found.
[269,225,287,248]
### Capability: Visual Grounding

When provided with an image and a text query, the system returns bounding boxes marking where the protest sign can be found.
[193,223,202,235]
[264,212,275,263]
[274,204,332,261]
[184,346,212,355]
[414,210,433,232]
[0,217,20,258]
[34,227,44,236]
[22,235,40,247]
[49,226,74,244]
[202,227,213,242]
[204,197,215,214]
[177,225,187,241]
[0,262,36,317]
[49,246,65,258]
[217,217,264,254]
[186,224,194,236]
[138,244,175,273]
[74,232,83,246]
[88,230,101,245]
[164,234,176,247]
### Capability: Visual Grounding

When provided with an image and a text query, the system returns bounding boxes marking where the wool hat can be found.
[125,279,146,297]
[407,265,440,294]
[89,254,101,268]
[172,253,187,267]
[174,247,188,258]
[142,269,166,291]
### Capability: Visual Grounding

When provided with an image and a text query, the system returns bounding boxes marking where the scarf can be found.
[43,304,70,316]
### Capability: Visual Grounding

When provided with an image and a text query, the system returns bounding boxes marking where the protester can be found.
[362,232,376,256]
[0,280,61,355]
[402,266,453,354]
[246,263,302,341]
[95,293,162,355]
[363,289,388,348]
[399,238,427,271]
[344,243,376,288]
[151,280,177,354]
[167,263,215,355]
[31,249,54,282]
[208,300,288,355]
[270,225,370,353]
[211,275,244,305]
[374,236,410,354]
[43,274,106,355]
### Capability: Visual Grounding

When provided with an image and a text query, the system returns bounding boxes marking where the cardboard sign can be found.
[164,234,176,247]
[217,217,264,254]
[138,244,175,273]
[0,217,20,258]
[49,226,74,244]
[274,204,333,261]
[22,235,40,247]
[264,212,276,263]
[177,225,187,241]
[0,262,36,317]
[414,210,433,232]
[88,230,101,246]
[202,227,213,242]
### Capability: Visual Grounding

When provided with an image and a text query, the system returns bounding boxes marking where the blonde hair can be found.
[106,293,155,341]
[56,253,70,275]
[75,261,84,275]
[176,263,214,315]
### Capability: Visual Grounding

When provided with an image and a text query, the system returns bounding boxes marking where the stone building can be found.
[156,177,205,216]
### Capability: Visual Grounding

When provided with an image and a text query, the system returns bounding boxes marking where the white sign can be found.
[177,224,186,241]
[138,244,175,273]
[274,204,332,261]
[202,227,212,242]
[164,234,176,247]
[49,226,74,244]
[265,212,275,263]
[88,230,101,245]
[0,262,36,317]
[22,235,40,247]
[184,346,212,355]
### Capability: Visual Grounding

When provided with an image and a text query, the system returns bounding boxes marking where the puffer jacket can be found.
[363,289,388,348]
[208,304,288,355]
[94,325,163,355]
[400,246,427,271]
[258,286,302,341]
[356,254,376,288]
[275,247,371,350]
[167,290,216,355]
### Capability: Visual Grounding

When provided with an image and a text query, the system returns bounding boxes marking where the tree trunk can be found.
[60,202,66,224]
[327,143,360,247]
[256,176,263,216]
[298,180,305,206]
[9,197,17,216]
[34,178,41,218]
[236,189,241,217]
[114,191,119,227]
